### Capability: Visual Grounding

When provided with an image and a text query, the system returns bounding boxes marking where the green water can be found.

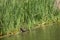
[0,23,60,40]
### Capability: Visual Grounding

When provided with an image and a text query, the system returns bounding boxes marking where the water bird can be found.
[20,28,29,32]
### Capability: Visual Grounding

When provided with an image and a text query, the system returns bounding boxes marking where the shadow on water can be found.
[0,22,60,40]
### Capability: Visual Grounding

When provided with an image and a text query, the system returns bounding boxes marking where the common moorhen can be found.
[20,28,29,32]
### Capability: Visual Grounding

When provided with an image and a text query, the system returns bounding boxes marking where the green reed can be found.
[0,0,60,34]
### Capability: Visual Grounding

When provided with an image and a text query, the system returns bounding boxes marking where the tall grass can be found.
[0,0,60,35]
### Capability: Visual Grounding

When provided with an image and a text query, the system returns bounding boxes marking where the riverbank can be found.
[0,20,60,39]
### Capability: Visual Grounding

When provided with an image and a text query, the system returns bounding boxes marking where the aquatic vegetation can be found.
[0,0,60,37]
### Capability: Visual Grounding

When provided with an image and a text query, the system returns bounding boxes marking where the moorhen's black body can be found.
[20,28,29,32]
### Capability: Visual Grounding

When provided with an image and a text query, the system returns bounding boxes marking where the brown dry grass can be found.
[54,0,60,9]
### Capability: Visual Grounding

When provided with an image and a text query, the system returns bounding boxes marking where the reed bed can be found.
[0,0,60,36]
